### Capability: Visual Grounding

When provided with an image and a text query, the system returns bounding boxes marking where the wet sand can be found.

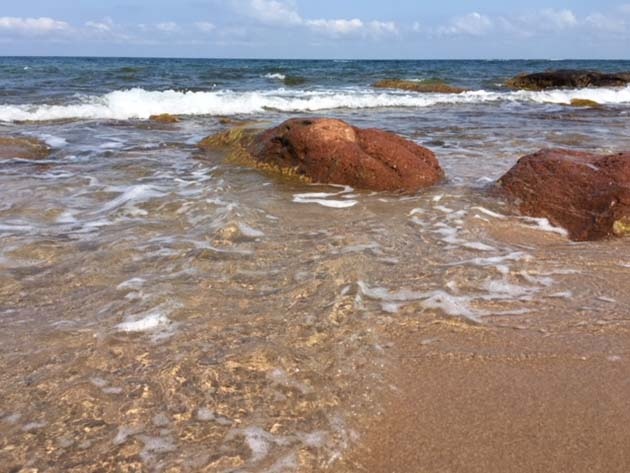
[340,314,630,473]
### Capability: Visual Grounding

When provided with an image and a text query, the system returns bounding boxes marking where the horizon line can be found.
[0,55,628,61]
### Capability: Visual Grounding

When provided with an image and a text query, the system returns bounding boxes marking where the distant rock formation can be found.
[506,70,630,90]
[373,79,466,94]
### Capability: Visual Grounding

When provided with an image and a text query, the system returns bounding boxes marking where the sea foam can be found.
[1,86,629,122]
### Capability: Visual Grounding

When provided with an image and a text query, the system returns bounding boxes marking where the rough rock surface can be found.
[149,113,180,123]
[200,118,444,192]
[0,136,51,160]
[506,70,630,90]
[569,98,601,108]
[497,149,630,241]
[374,79,466,94]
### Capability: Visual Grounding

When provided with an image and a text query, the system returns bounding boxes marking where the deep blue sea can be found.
[1,57,630,472]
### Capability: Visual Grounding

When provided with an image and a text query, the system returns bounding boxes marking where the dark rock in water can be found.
[199,118,444,192]
[374,79,466,94]
[149,113,180,123]
[283,75,307,86]
[506,70,630,90]
[497,149,630,241]
[0,136,51,160]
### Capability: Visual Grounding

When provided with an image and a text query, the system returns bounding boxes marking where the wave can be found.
[264,73,286,80]
[1,86,629,122]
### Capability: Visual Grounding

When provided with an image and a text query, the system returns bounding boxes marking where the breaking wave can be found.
[1,86,629,122]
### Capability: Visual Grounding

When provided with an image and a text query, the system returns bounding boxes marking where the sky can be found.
[0,1,629,59]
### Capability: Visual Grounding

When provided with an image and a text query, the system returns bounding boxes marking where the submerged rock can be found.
[199,118,444,192]
[283,75,307,86]
[373,79,466,94]
[0,136,51,160]
[497,149,630,241]
[506,70,630,90]
[149,113,180,123]
[570,98,601,108]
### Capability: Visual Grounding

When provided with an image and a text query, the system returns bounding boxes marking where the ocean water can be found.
[1,57,630,472]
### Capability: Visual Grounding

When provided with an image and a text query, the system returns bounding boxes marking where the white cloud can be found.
[0,17,69,35]
[367,21,398,36]
[230,0,396,37]
[155,22,179,33]
[438,12,493,36]
[584,13,626,33]
[195,22,216,33]
[536,9,578,29]
[305,18,397,37]
[306,18,364,35]
[429,8,626,39]
[234,0,302,26]
[85,17,114,32]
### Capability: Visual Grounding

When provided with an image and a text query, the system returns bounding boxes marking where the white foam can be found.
[452,251,532,267]
[117,277,146,290]
[116,306,174,333]
[421,291,481,322]
[2,85,627,122]
[24,132,67,148]
[237,223,265,238]
[96,184,164,215]
[472,206,506,219]
[358,281,425,302]
[264,73,286,80]
[358,281,483,321]
[481,279,536,299]
[519,217,568,237]
[293,186,357,208]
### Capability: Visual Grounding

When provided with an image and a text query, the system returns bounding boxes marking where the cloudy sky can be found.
[1,0,629,58]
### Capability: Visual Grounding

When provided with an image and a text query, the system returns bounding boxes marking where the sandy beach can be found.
[340,314,630,473]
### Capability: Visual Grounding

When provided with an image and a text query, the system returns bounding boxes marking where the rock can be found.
[373,79,466,94]
[283,75,306,86]
[506,70,630,90]
[149,113,180,124]
[199,118,444,192]
[0,136,51,160]
[497,149,630,241]
[570,98,601,108]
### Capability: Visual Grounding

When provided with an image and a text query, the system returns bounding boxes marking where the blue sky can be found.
[0,1,629,58]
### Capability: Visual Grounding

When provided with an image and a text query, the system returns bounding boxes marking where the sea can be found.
[1,57,630,472]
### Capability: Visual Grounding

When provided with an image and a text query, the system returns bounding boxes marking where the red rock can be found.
[497,149,630,241]
[244,118,444,192]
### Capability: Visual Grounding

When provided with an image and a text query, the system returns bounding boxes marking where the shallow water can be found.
[1,58,630,472]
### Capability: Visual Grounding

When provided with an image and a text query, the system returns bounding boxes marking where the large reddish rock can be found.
[200,118,444,192]
[497,149,630,241]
